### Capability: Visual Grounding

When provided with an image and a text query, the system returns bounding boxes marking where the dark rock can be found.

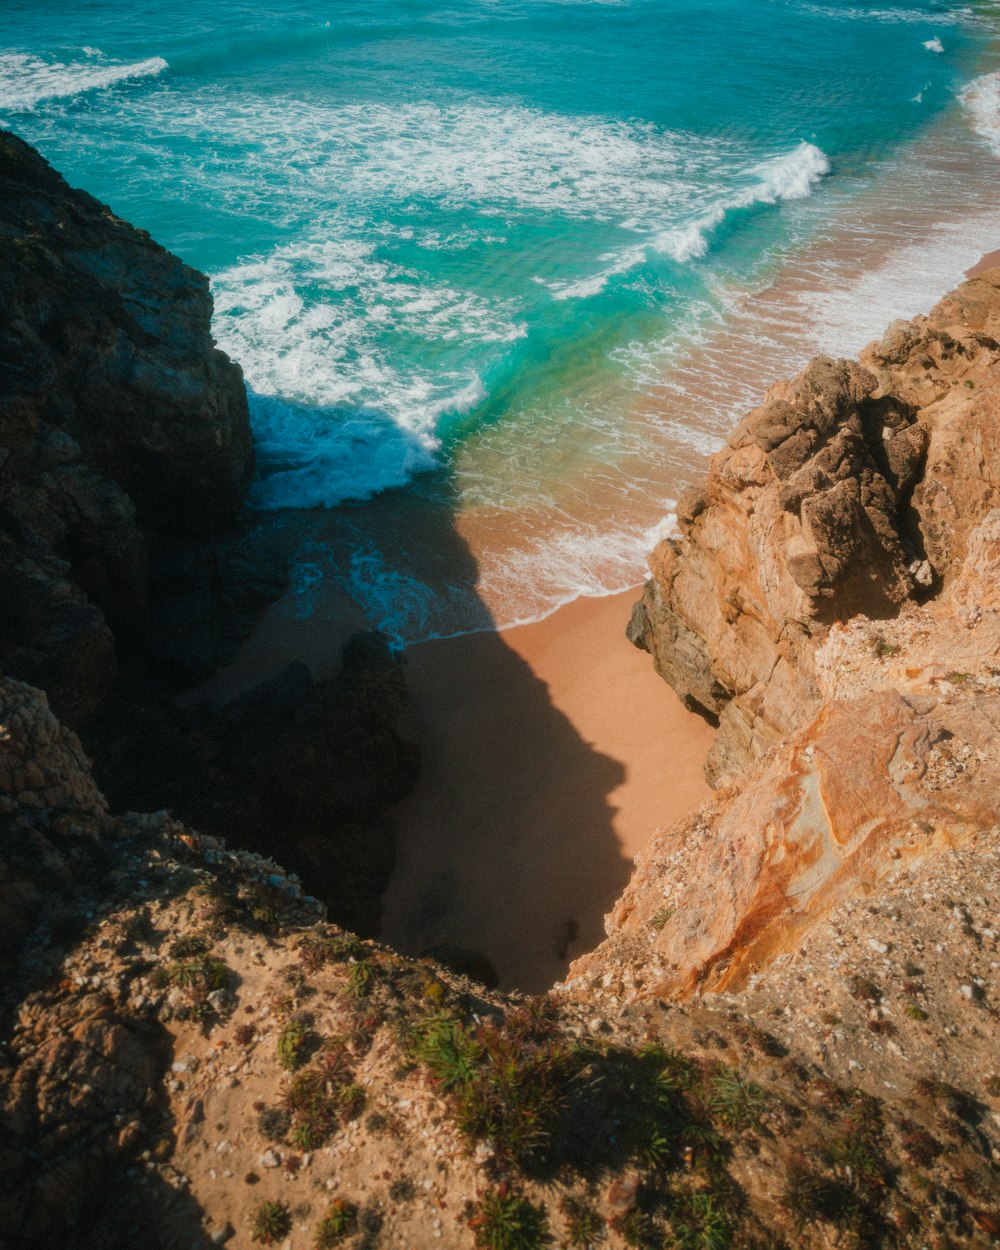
[0,129,253,725]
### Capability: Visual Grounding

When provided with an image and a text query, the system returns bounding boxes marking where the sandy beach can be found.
[380,587,714,993]
[967,248,1000,277]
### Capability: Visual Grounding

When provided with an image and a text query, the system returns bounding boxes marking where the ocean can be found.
[3,0,999,644]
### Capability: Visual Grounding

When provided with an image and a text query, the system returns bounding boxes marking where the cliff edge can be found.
[0,129,253,726]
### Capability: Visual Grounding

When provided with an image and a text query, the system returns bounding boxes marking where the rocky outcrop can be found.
[0,129,253,725]
[4,673,999,1250]
[629,270,1000,784]
[861,275,1000,581]
[88,633,421,935]
[0,676,324,1248]
[607,272,1000,1003]
[0,678,109,1012]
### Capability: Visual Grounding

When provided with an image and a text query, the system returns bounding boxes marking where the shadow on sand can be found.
[215,446,646,994]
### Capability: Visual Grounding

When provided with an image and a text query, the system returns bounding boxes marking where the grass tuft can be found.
[250,1200,292,1245]
[314,1198,358,1248]
[471,1185,549,1250]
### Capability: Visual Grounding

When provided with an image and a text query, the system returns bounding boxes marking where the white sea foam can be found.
[922,36,945,52]
[960,72,1000,156]
[477,511,679,634]
[538,141,829,299]
[542,246,648,300]
[800,4,976,26]
[211,238,514,507]
[798,211,1000,359]
[654,141,830,262]
[0,51,167,113]
[85,88,736,236]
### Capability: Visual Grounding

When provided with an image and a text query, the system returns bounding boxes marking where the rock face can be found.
[4,674,999,1249]
[0,676,324,1248]
[0,129,252,725]
[629,270,1000,784]
[0,678,109,1011]
[571,669,1000,1000]
[583,272,1000,1004]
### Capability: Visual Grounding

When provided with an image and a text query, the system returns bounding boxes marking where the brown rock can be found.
[631,273,1000,783]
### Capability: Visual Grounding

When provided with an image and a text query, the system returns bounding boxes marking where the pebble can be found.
[260,1149,281,1168]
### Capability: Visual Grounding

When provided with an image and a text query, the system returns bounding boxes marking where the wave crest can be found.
[656,141,830,262]
[0,51,167,114]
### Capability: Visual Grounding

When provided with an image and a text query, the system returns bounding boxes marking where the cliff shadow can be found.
[200,430,656,994]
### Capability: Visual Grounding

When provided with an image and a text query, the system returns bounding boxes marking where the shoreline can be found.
[967,247,1000,277]
[183,247,1000,990]
[380,586,714,993]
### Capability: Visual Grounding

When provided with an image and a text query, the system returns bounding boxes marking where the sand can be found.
[966,248,1000,278]
[380,587,714,994]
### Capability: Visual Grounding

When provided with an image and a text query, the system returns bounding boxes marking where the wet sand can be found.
[967,248,1000,277]
[380,587,714,993]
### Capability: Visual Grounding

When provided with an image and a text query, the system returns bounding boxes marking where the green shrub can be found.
[284,1068,339,1147]
[413,1013,483,1092]
[560,1195,604,1247]
[278,1016,311,1070]
[471,1185,549,1250]
[250,1200,292,1244]
[314,1198,358,1247]
[299,932,362,972]
[344,960,375,1000]
[708,1066,765,1130]
[166,954,229,991]
[669,1191,732,1250]
[168,934,209,959]
[337,1082,366,1120]
[783,1164,852,1230]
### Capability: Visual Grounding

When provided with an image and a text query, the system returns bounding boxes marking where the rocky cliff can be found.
[2,134,998,1249]
[628,271,1000,786]
[3,667,998,1249]
[0,129,253,726]
[597,266,1000,1015]
[0,131,419,936]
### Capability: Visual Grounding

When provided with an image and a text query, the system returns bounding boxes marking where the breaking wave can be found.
[0,50,167,114]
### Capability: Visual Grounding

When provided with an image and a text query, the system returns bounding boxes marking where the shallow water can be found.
[3,0,999,640]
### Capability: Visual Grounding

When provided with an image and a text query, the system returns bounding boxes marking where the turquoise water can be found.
[3,0,1000,641]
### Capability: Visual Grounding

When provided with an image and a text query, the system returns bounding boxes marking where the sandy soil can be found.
[380,588,714,994]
